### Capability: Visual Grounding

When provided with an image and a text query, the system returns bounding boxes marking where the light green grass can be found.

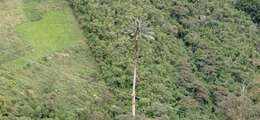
[17,10,81,59]
[5,9,82,68]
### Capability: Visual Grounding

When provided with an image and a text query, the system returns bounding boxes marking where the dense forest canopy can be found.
[69,0,260,119]
[236,0,260,24]
[0,0,259,119]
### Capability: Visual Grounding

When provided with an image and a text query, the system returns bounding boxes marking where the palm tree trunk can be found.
[132,34,138,117]
[132,64,137,117]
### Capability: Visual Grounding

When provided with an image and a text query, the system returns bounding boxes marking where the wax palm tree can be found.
[125,18,154,117]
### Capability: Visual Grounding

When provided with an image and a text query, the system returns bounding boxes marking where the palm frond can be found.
[124,18,154,40]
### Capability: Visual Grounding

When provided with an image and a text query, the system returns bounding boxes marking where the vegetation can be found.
[0,0,259,119]
[1,0,110,119]
[15,10,81,66]
[124,18,154,117]
[69,0,260,119]
[0,0,27,65]
[2,1,81,70]
[236,0,260,24]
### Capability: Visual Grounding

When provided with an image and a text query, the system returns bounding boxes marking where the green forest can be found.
[0,0,260,120]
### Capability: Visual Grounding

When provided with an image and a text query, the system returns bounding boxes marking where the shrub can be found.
[236,0,260,24]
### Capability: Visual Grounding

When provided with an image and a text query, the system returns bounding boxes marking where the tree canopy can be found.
[69,0,260,119]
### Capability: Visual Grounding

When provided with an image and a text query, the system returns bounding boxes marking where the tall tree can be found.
[125,18,154,118]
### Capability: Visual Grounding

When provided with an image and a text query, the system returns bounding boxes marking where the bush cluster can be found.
[69,0,260,119]
[236,0,260,24]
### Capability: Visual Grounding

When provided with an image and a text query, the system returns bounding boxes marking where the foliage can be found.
[1,0,111,119]
[1,0,260,119]
[0,44,111,120]
[69,0,260,119]
[236,0,260,24]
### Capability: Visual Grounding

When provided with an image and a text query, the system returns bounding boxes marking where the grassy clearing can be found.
[1,0,99,92]
[3,0,83,69]
[16,10,81,61]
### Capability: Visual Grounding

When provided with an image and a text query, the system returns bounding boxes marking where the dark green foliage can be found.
[236,0,260,24]
[1,0,260,119]
[69,0,260,119]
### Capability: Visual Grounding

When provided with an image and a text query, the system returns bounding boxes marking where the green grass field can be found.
[2,0,83,69]
[16,10,81,62]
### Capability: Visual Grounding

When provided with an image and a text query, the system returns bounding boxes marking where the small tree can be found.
[218,80,257,120]
[125,18,154,118]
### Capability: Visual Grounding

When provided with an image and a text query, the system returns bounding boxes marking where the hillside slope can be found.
[0,0,111,119]
[0,0,27,64]
[1,0,260,120]
[69,0,260,120]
